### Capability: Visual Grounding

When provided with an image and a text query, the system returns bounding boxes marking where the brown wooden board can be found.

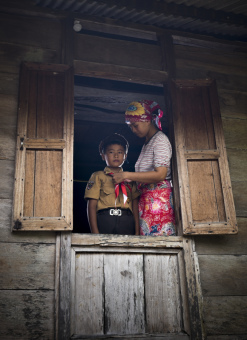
[203,296,247,335]
[195,218,247,255]
[171,79,237,234]
[12,62,74,231]
[0,290,54,339]
[74,33,161,71]
[0,242,55,289]
[198,255,247,296]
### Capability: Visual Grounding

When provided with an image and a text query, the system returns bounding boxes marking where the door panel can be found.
[70,235,189,338]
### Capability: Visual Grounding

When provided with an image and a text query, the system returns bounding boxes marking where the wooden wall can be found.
[174,36,247,338]
[0,3,63,339]
[0,1,247,339]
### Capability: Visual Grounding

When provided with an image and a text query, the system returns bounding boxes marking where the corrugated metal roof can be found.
[33,0,247,41]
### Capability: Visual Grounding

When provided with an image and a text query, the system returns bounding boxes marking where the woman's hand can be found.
[112,171,130,184]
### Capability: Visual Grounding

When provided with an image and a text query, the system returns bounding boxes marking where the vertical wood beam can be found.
[183,237,206,340]
[56,14,74,340]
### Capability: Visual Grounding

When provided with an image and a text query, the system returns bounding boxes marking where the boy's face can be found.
[102,144,126,169]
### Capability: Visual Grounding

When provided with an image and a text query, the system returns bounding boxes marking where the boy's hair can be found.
[99,133,129,155]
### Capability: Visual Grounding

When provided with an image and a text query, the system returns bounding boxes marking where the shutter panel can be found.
[171,79,237,235]
[13,62,74,231]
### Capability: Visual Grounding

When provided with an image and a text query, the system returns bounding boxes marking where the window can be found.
[13,63,237,235]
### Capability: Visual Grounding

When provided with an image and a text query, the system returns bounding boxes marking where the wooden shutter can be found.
[12,63,74,231]
[171,79,237,235]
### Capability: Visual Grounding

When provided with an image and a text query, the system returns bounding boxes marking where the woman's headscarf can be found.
[125,100,163,130]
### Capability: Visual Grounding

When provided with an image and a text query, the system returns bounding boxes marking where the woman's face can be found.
[128,121,151,138]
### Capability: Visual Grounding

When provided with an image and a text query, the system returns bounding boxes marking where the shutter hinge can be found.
[13,219,22,230]
[20,137,24,150]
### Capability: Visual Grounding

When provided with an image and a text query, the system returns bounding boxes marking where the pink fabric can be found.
[138,181,176,236]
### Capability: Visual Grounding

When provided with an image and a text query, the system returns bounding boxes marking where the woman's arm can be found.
[87,199,99,233]
[112,166,167,184]
[132,197,140,235]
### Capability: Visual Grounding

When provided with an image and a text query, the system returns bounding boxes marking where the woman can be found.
[112,100,176,236]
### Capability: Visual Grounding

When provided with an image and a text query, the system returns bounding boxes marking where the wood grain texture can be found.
[71,233,183,248]
[145,254,181,333]
[74,33,161,71]
[195,217,247,255]
[0,289,55,340]
[218,89,247,120]
[74,60,168,85]
[0,42,59,75]
[198,255,247,296]
[0,126,16,160]
[104,254,145,335]
[72,253,104,335]
[0,242,55,289]
[0,12,61,49]
[222,118,247,150]
[203,296,247,335]
[0,160,15,199]
[0,198,56,243]
[227,149,247,182]
[232,181,247,217]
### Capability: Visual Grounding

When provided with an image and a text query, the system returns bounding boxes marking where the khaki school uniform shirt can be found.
[84,167,140,212]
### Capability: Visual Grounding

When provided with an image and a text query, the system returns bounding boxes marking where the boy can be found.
[84,133,140,235]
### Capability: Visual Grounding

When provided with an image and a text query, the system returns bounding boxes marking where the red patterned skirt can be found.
[138,180,176,236]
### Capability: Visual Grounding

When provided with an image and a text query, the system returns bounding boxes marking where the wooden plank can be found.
[104,253,145,334]
[13,217,71,231]
[227,148,247,182]
[222,117,247,150]
[72,334,189,339]
[0,290,54,340]
[175,63,247,93]
[182,237,204,339]
[71,334,190,339]
[74,18,157,41]
[72,246,180,255]
[74,60,168,85]
[232,181,247,217]
[198,255,247,296]
[58,232,71,340]
[72,253,104,335]
[203,296,247,334]
[188,160,224,223]
[34,150,62,217]
[0,42,59,74]
[184,150,220,159]
[0,242,55,289]
[145,254,181,333]
[74,33,161,71]
[0,198,56,243]
[218,89,247,120]
[175,45,247,77]
[71,233,184,248]
[0,127,16,160]
[0,12,61,50]
[0,72,19,95]
[195,217,247,255]
[0,94,17,128]
[23,138,66,149]
[0,160,14,199]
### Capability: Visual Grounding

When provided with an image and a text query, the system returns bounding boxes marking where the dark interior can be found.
[73,76,168,233]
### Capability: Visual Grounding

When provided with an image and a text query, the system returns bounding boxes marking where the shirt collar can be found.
[104,166,123,175]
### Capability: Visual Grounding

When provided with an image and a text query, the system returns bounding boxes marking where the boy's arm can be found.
[87,199,99,234]
[132,197,140,235]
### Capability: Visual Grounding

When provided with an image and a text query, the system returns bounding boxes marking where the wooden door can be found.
[69,234,191,339]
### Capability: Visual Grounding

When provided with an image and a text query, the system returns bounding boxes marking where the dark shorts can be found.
[97,208,135,235]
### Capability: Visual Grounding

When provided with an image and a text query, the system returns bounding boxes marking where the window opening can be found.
[73,76,169,233]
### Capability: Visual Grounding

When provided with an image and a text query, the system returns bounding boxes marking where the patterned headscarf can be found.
[125,100,163,130]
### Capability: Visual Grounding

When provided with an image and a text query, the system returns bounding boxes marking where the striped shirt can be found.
[135,131,172,180]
